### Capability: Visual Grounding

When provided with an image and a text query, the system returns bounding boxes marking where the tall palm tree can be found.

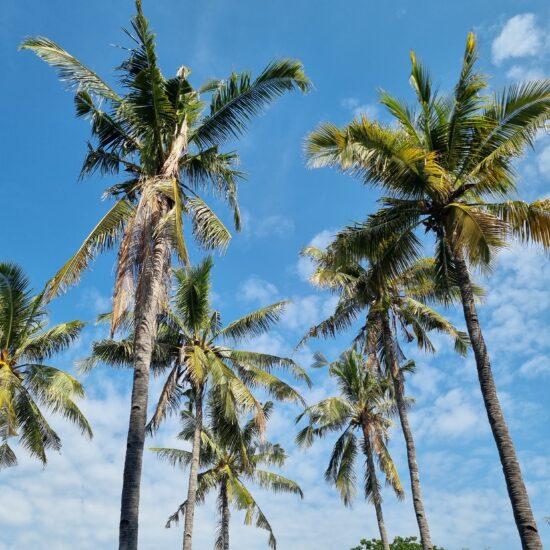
[305,33,550,549]
[152,400,303,549]
[300,247,470,549]
[82,257,310,550]
[21,3,310,547]
[297,349,404,550]
[0,263,91,468]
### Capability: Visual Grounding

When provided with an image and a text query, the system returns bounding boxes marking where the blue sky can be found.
[1,1,550,549]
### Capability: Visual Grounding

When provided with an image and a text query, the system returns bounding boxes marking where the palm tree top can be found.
[20,0,311,310]
[152,399,302,549]
[296,349,404,506]
[0,263,91,468]
[81,257,311,434]
[299,245,471,358]
[305,32,550,273]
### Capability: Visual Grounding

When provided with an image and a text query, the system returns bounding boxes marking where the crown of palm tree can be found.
[0,263,91,468]
[152,400,303,550]
[299,246,471,359]
[296,349,403,506]
[21,0,311,332]
[306,33,550,282]
[81,257,311,433]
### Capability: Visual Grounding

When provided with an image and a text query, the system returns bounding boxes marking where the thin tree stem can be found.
[183,389,203,550]
[220,479,230,550]
[381,313,433,550]
[362,422,390,550]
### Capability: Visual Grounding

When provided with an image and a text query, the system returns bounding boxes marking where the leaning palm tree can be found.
[300,247,470,549]
[297,349,403,550]
[82,257,309,550]
[21,3,310,547]
[305,32,550,549]
[0,263,91,468]
[152,400,303,549]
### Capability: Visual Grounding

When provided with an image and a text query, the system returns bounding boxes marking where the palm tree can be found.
[300,247,469,549]
[21,3,310,547]
[152,400,303,549]
[0,263,91,468]
[82,256,310,550]
[305,33,549,549]
[297,349,404,550]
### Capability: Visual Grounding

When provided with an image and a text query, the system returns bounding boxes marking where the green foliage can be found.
[306,32,550,279]
[153,400,302,549]
[82,258,310,434]
[21,6,310,336]
[0,263,91,468]
[296,349,403,506]
[351,535,445,550]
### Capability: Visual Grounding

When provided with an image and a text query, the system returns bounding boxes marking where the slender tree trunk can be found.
[119,208,170,550]
[118,115,189,550]
[362,423,390,550]
[381,314,433,550]
[219,479,230,550]
[453,251,542,549]
[183,389,203,550]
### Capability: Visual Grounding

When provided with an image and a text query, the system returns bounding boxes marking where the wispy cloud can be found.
[492,14,544,65]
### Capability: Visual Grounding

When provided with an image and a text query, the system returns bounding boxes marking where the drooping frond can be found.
[149,447,192,469]
[219,301,289,342]
[45,200,134,299]
[20,321,84,361]
[20,37,120,102]
[194,59,311,146]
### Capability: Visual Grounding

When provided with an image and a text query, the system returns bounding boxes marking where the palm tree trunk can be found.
[119,214,170,550]
[362,423,390,550]
[381,314,433,550]
[219,479,230,550]
[182,389,204,550]
[453,251,542,549]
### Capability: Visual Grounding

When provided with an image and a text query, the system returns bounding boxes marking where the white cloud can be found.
[520,355,550,378]
[341,97,379,119]
[282,294,339,332]
[536,143,550,176]
[238,276,279,305]
[492,14,543,65]
[240,210,295,240]
[296,228,336,281]
[412,388,483,439]
[255,215,295,238]
[79,287,111,315]
[506,64,545,81]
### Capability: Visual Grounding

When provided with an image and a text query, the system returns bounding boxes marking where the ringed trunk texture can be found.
[453,252,542,549]
[219,479,230,550]
[119,210,170,550]
[381,314,433,550]
[362,423,390,550]
[182,390,204,550]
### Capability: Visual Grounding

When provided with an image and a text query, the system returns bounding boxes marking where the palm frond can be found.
[220,301,289,342]
[194,59,311,146]
[20,37,120,101]
[45,199,134,299]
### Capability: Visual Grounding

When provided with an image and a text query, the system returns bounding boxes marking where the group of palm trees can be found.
[1,1,548,549]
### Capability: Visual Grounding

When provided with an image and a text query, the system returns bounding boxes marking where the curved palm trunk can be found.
[119,213,170,550]
[362,424,390,550]
[183,389,203,550]
[219,479,230,550]
[381,314,433,550]
[453,252,542,549]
